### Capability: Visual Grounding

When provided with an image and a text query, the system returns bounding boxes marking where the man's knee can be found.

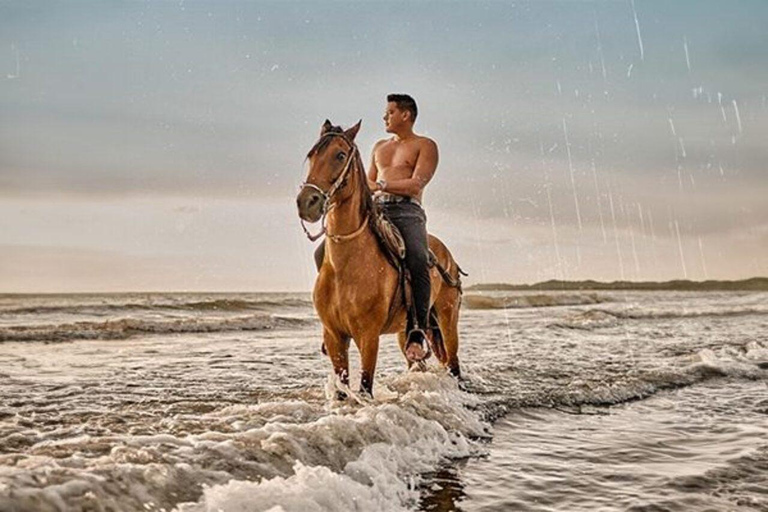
[406,248,430,279]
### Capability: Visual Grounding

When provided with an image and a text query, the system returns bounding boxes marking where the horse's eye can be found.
[336,152,346,161]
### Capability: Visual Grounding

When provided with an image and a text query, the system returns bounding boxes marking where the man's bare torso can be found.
[373,135,435,203]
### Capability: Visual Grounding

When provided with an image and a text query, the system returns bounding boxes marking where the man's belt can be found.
[376,193,421,206]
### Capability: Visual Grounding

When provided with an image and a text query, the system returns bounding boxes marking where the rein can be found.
[300,132,369,243]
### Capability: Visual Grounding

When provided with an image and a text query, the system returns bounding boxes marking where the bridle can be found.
[299,132,369,243]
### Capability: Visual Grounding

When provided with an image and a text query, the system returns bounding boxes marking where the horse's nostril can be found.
[308,196,319,206]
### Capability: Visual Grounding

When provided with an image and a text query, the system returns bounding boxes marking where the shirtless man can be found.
[367,94,438,360]
[313,94,438,361]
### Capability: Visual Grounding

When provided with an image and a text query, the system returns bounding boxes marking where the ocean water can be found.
[0,290,766,511]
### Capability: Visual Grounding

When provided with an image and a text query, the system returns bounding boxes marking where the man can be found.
[314,93,438,361]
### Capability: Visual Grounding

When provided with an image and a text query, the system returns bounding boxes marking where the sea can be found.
[0,290,766,512]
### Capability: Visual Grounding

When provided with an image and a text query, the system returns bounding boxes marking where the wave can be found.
[2,296,314,315]
[668,444,768,508]
[178,298,313,311]
[464,292,609,310]
[0,314,314,342]
[552,306,768,329]
[4,352,760,511]
[1,371,488,512]
[462,339,768,424]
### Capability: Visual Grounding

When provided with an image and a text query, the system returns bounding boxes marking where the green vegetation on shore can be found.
[466,277,768,292]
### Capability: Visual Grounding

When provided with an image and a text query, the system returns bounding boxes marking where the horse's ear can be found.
[344,119,362,141]
[321,119,333,135]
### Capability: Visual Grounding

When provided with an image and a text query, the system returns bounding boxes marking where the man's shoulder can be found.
[416,135,438,151]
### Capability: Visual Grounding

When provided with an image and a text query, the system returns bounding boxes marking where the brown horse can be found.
[296,120,463,398]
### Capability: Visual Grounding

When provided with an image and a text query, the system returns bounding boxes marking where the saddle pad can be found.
[372,205,406,261]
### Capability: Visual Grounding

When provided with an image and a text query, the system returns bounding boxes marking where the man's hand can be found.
[367,179,383,193]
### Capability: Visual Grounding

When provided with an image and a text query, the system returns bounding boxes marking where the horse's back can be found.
[427,233,459,273]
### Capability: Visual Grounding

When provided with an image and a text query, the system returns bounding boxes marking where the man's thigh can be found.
[385,204,428,259]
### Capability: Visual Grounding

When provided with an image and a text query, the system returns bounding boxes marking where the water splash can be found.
[732,99,743,133]
[561,118,583,231]
[697,236,709,279]
[608,189,625,280]
[591,159,608,243]
[718,92,728,124]
[674,219,688,279]
[594,12,607,81]
[630,0,645,61]
[546,185,565,281]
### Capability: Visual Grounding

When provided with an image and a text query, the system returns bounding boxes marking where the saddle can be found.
[369,203,463,332]
[371,202,407,262]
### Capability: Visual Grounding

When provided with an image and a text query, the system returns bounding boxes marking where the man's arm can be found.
[381,139,438,197]
[367,140,384,191]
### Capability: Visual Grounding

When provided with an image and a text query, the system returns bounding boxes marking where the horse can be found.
[296,119,464,398]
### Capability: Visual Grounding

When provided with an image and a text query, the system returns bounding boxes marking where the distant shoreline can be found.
[465,277,768,292]
[2,277,767,295]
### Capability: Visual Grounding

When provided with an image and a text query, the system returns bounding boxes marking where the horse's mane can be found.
[307,125,373,221]
[306,126,344,158]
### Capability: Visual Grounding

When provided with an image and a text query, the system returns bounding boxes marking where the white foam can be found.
[692,345,767,379]
[0,314,311,342]
[745,340,768,362]
[175,370,487,512]
[177,461,411,512]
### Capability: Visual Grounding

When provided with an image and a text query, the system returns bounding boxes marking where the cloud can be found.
[1,1,766,289]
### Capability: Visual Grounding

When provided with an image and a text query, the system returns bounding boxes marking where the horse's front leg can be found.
[358,333,380,398]
[323,328,350,400]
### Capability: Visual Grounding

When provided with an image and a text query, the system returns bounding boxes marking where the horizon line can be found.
[2,276,766,296]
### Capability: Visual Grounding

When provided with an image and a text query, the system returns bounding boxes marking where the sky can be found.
[1,0,767,292]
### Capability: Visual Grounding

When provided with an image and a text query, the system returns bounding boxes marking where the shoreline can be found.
[466,277,768,292]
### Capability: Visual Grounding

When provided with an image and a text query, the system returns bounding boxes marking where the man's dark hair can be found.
[387,93,418,122]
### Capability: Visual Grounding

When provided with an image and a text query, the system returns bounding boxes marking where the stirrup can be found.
[405,328,431,362]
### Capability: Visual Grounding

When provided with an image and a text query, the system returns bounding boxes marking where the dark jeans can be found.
[314,201,431,331]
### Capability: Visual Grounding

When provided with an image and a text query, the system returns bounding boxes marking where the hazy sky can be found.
[1,0,767,292]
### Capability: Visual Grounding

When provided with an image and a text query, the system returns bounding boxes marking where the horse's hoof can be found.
[405,329,431,362]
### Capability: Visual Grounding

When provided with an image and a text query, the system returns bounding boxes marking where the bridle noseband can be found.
[299,132,368,243]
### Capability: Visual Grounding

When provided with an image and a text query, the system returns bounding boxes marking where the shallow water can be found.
[427,380,768,511]
[0,291,766,511]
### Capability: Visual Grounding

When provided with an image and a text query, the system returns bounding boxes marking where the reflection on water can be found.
[418,462,471,512]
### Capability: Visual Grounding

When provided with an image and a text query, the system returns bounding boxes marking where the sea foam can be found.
[175,371,487,512]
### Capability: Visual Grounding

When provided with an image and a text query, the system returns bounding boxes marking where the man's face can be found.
[383,102,408,133]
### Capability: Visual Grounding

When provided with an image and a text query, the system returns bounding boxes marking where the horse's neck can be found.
[324,166,377,266]
[326,198,365,241]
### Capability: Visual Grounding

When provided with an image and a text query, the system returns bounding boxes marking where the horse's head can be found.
[297,119,362,223]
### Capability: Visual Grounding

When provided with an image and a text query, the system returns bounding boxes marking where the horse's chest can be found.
[313,276,388,333]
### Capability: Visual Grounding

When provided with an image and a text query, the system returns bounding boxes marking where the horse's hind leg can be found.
[323,328,350,400]
[436,290,461,378]
[428,307,448,365]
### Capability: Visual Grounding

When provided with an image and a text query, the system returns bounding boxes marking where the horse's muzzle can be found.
[296,186,325,223]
